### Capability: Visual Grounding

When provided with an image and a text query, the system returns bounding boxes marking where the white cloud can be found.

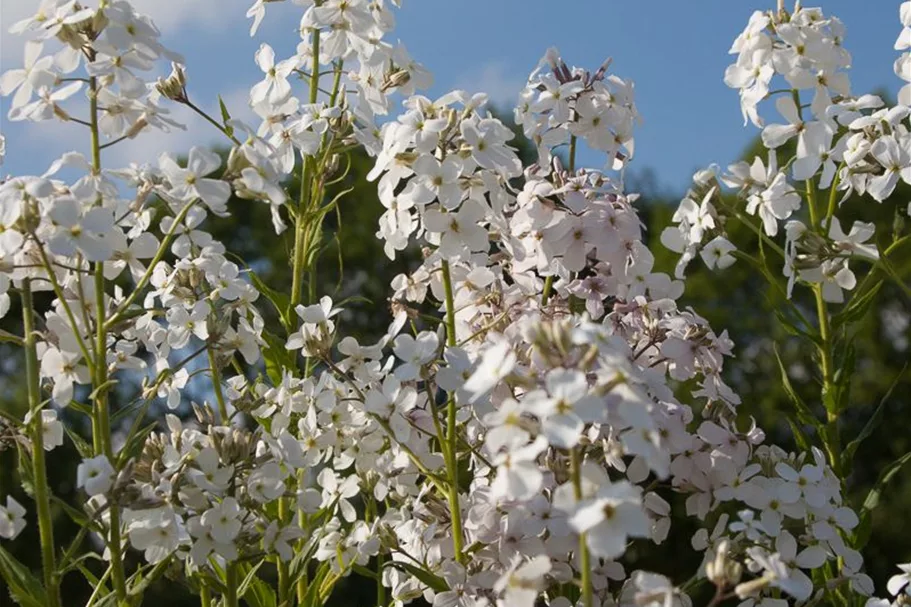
[455,61,525,111]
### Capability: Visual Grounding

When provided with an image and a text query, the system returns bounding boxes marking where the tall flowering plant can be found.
[0,1,909,606]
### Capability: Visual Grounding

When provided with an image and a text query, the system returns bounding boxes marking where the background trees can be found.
[1,114,907,605]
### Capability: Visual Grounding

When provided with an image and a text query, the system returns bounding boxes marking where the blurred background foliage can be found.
[0,107,909,605]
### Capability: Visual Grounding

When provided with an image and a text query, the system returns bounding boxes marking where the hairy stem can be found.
[225,563,239,607]
[291,29,322,308]
[185,99,241,145]
[571,448,593,607]
[89,72,129,605]
[440,260,466,565]
[208,348,230,422]
[21,280,61,607]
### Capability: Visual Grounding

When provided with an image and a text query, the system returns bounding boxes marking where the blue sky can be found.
[0,1,903,193]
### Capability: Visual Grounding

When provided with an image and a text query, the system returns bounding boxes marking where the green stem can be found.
[439,260,465,565]
[376,552,386,607]
[184,99,241,145]
[571,448,592,607]
[823,163,845,235]
[225,564,239,607]
[805,179,839,453]
[21,280,61,607]
[30,238,94,372]
[568,134,577,173]
[200,584,213,607]
[542,135,578,306]
[105,201,197,330]
[89,71,129,605]
[541,276,554,306]
[208,348,229,422]
[277,497,291,605]
[291,29,322,308]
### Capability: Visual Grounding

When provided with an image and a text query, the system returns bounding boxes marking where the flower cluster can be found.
[664,3,911,306]
[0,1,908,607]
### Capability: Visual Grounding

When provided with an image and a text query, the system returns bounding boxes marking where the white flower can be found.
[570,480,649,560]
[127,506,189,564]
[799,258,856,304]
[887,563,911,596]
[159,147,232,214]
[491,436,547,501]
[187,514,238,567]
[264,521,305,561]
[525,368,603,449]
[423,201,489,260]
[247,462,286,503]
[493,556,551,607]
[250,44,296,106]
[47,197,116,262]
[187,448,234,494]
[200,497,242,544]
[627,571,690,607]
[747,172,801,237]
[463,340,516,403]
[40,410,64,451]
[392,330,439,381]
[0,496,26,540]
[0,41,56,112]
[700,235,737,271]
[77,455,115,496]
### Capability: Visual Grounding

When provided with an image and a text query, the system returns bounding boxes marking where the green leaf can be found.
[351,564,379,580]
[862,450,911,512]
[218,95,234,137]
[855,450,911,549]
[15,443,35,498]
[242,575,277,607]
[299,562,331,607]
[772,307,819,344]
[67,400,93,417]
[64,425,95,459]
[832,282,881,329]
[51,495,90,527]
[116,421,157,468]
[773,344,821,432]
[386,561,448,593]
[236,562,267,599]
[841,363,908,472]
[248,270,292,329]
[0,545,48,607]
[262,330,298,385]
[786,416,811,451]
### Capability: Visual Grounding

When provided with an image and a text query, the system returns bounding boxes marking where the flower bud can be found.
[123,117,149,139]
[89,8,109,38]
[381,68,411,92]
[156,63,188,102]
[734,574,773,599]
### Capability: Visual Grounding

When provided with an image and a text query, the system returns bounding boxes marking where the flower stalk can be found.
[21,280,61,607]
[88,70,129,605]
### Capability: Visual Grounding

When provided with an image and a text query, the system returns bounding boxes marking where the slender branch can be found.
[208,347,230,422]
[225,563,240,607]
[290,29,322,308]
[99,132,134,151]
[571,447,593,607]
[440,260,466,565]
[89,70,129,605]
[105,200,197,330]
[21,280,61,607]
[29,235,95,370]
[185,99,241,145]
